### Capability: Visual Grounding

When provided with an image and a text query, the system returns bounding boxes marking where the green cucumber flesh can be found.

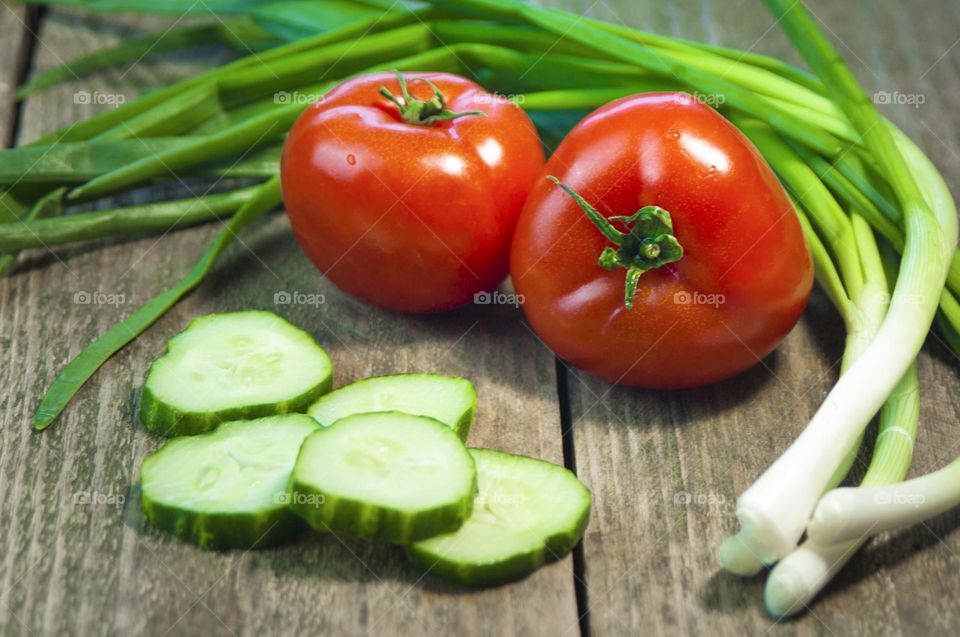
[289,411,476,543]
[307,373,476,440]
[140,311,333,436]
[140,414,319,549]
[406,449,592,587]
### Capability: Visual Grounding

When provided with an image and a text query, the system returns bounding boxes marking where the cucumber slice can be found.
[307,374,476,440]
[289,411,476,543]
[140,311,333,436]
[406,449,592,587]
[140,414,319,549]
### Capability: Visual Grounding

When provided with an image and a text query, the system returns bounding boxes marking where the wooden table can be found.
[1,1,958,635]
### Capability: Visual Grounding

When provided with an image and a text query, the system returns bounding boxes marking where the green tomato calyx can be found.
[548,176,684,309]
[379,71,485,126]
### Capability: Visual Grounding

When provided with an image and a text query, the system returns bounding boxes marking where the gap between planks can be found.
[556,358,591,637]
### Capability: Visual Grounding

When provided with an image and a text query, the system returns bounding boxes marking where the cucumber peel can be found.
[308,373,477,440]
[289,411,477,543]
[140,413,319,549]
[406,449,592,587]
[140,311,333,436]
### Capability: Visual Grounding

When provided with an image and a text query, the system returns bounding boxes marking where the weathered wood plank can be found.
[0,3,31,147]
[0,7,578,637]
[562,0,960,635]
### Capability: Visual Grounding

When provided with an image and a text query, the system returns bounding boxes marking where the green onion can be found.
[807,456,960,545]
[0,185,258,251]
[762,208,920,615]
[431,0,844,155]
[719,0,957,571]
[0,187,67,276]
[14,21,271,99]
[792,119,960,552]
[765,362,919,617]
[94,82,223,141]
[0,138,280,184]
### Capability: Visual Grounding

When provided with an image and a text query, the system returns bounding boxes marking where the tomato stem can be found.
[547,176,683,309]
[379,71,486,126]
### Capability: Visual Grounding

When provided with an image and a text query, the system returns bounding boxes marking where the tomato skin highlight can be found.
[511,93,813,388]
[281,72,544,313]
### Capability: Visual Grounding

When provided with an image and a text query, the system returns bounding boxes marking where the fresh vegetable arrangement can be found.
[137,311,592,585]
[5,0,959,619]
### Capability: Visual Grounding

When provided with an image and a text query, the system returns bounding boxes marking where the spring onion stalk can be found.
[732,119,863,301]
[0,185,259,251]
[792,207,850,319]
[795,146,904,251]
[765,364,919,617]
[531,1,826,94]
[214,23,436,105]
[807,457,960,545]
[0,187,67,276]
[936,290,960,355]
[717,119,871,574]
[719,0,957,572]
[430,0,844,156]
[799,121,960,545]
[0,138,280,184]
[14,22,268,99]
[764,213,920,616]
[94,82,222,141]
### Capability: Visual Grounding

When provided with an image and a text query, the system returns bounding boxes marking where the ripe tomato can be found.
[281,72,544,313]
[511,93,813,388]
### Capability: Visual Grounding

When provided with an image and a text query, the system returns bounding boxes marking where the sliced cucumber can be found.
[406,449,592,587]
[140,311,333,436]
[307,374,476,440]
[289,411,476,543]
[140,414,319,549]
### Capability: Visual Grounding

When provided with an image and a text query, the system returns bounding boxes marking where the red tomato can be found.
[511,93,813,388]
[281,72,544,313]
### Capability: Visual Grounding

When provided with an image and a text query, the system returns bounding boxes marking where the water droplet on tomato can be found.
[666,130,680,140]
[346,154,356,165]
